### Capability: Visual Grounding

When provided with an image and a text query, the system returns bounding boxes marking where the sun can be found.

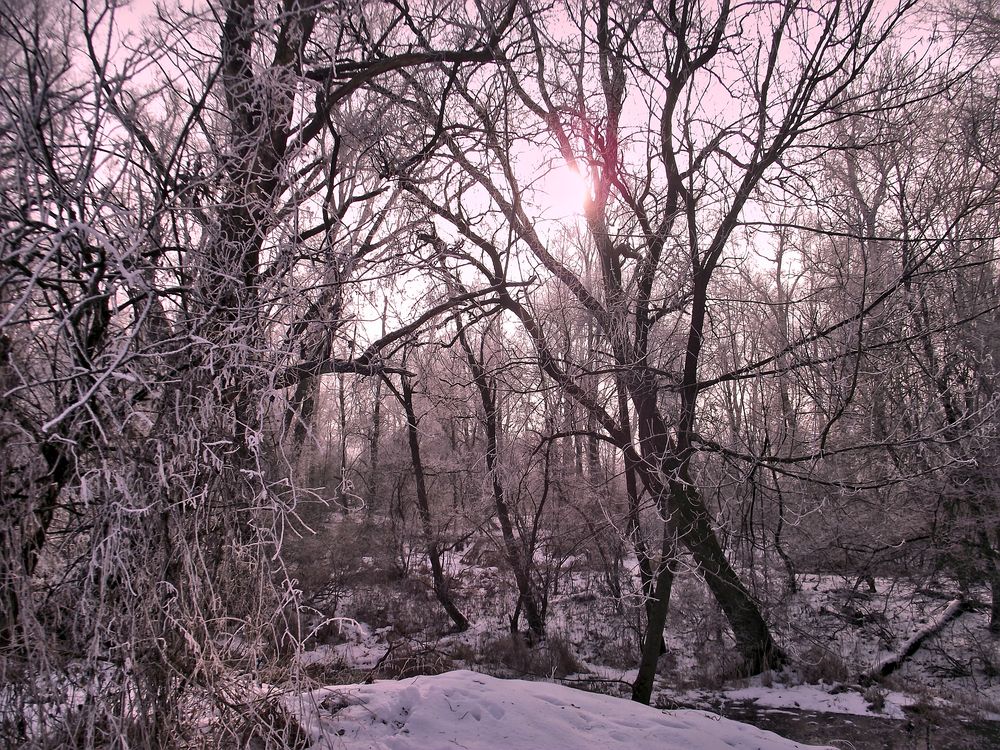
[538,163,591,221]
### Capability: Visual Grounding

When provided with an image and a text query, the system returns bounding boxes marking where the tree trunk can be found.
[631,378,783,675]
[457,325,545,639]
[772,470,798,594]
[985,529,1000,634]
[991,571,1000,634]
[336,372,348,509]
[369,376,382,511]
[672,482,783,674]
[1,441,73,649]
[616,377,667,657]
[401,376,469,631]
[368,302,388,512]
[631,550,678,704]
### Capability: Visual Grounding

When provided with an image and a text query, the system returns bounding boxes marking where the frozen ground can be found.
[291,670,832,749]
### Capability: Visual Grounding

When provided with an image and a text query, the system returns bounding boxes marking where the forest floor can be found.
[299,537,1000,749]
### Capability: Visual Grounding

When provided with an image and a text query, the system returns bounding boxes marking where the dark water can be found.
[719,700,1000,750]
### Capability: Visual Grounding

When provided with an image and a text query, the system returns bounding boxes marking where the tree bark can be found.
[991,569,1000,634]
[671,483,783,675]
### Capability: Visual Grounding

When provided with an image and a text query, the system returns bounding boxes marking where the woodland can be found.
[1,0,1000,747]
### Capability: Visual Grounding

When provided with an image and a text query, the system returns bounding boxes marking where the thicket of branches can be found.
[1,0,998,746]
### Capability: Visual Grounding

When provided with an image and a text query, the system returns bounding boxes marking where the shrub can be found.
[475,633,583,678]
[374,641,456,679]
[224,698,311,750]
[863,684,887,713]
[586,625,638,670]
[797,644,850,684]
[450,641,477,664]
[348,583,445,637]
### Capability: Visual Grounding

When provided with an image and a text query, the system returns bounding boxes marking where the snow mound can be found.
[296,670,832,749]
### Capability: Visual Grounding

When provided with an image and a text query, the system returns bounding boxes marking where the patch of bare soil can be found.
[719,701,1000,750]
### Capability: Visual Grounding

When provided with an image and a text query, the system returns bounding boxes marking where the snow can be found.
[723,683,915,720]
[294,670,833,750]
[303,554,1000,744]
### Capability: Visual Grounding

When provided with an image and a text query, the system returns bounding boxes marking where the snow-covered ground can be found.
[292,670,832,749]
[722,682,915,720]
[295,539,1000,748]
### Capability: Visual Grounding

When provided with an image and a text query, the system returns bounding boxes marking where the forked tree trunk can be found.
[631,383,783,677]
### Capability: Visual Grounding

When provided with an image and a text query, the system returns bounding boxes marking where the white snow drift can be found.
[294,670,832,750]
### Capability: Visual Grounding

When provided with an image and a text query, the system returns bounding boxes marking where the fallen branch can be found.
[861,597,971,684]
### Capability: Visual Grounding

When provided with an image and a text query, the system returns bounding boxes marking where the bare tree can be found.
[393,0,944,701]
[388,357,470,630]
[0,0,514,743]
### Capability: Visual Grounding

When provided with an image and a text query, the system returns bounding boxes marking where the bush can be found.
[475,633,583,678]
[348,581,445,637]
[374,641,457,679]
[797,644,850,684]
[863,684,887,713]
[582,622,638,670]
[450,641,478,664]
[223,698,311,750]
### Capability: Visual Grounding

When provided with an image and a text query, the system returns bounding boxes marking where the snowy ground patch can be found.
[723,683,915,720]
[293,669,832,749]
